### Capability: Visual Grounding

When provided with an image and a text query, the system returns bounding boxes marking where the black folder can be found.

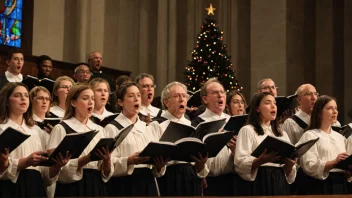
[187,89,201,108]
[39,130,98,166]
[36,118,61,130]
[89,124,134,161]
[336,155,352,170]
[223,114,248,135]
[275,94,298,118]
[90,113,119,127]
[0,127,30,153]
[251,135,319,164]
[332,124,352,138]
[140,131,233,163]
[159,118,227,143]
[22,75,55,93]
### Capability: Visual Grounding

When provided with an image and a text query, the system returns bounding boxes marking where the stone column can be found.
[250,0,287,96]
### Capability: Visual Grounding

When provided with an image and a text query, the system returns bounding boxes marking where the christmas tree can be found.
[184,4,243,92]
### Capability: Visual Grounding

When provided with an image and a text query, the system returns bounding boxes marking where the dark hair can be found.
[116,82,140,111]
[0,82,34,126]
[36,55,52,69]
[7,48,23,60]
[246,92,282,136]
[226,90,247,115]
[116,75,132,88]
[306,95,336,131]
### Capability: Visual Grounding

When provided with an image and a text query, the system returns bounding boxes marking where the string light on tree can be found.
[184,3,243,92]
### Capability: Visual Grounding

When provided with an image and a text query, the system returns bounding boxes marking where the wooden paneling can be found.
[0,54,131,81]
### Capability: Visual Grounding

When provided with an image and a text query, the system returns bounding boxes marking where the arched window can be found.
[0,0,33,54]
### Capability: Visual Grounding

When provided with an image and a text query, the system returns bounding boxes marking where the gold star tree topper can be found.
[205,3,216,15]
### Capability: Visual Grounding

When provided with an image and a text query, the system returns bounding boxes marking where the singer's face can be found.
[321,100,338,125]
[72,89,95,119]
[139,77,154,106]
[164,85,189,116]
[89,52,103,70]
[93,82,109,108]
[7,53,24,75]
[228,94,245,116]
[299,84,318,115]
[40,60,53,77]
[56,80,73,105]
[257,95,277,122]
[33,90,51,115]
[120,86,141,116]
[202,82,226,115]
[259,80,277,97]
[8,86,29,115]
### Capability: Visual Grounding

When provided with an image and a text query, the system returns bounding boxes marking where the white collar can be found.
[5,71,23,82]
[115,113,146,133]
[199,107,230,122]
[295,110,310,125]
[50,106,65,118]
[260,123,273,135]
[62,117,99,132]
[140,104,161,117]
[32,114,43,122]
[93,107,114,120]
[0,118,33,134]
[161,110,191,125]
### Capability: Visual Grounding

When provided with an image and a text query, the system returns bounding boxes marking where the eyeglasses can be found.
[260,86,278,91]
[302,92,319,97]
[170,93,190,100]
[207,90,226,96]
[76,70,91,74]
[59,85,72,90]
[233,100,245,105]
[141,84,156,89]
[35,96,50,102]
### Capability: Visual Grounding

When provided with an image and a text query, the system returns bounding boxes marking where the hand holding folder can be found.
[89,124,134,161]
[36,118,61,130]
[39,130,98,166]
[140,119,232,163]
[251,135,319,164]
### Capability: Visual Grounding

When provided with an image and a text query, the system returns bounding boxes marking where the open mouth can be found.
[87,107,93,112]
[147,93,152,99]
[270,110,276,116]
[134,104,140,109]
[179,105,185,109]
[218,101,224,105]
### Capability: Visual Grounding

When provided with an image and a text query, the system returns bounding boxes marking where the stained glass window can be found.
[0,0,22,48]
